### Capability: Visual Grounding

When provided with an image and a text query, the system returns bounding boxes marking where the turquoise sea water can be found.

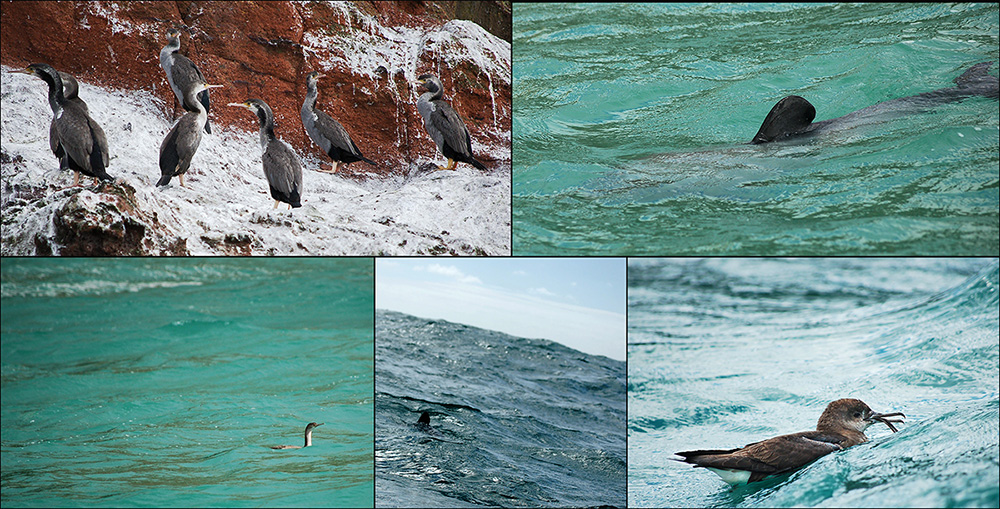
[1,258,374,507]
[628,258,1000,508]
[513,3,1000,255]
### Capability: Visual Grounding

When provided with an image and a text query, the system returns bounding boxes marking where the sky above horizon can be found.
[375,258,626,361]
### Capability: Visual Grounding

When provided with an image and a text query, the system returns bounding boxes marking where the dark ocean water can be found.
[375,310,626,508]
[628,258,1000,508]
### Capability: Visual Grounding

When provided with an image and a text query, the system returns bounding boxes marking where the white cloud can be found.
[376,279,625,361]
[420,264,483,284]
[528,287,555,297]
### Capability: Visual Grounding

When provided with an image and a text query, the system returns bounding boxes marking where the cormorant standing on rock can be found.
[301,71,376,173]
[415,74,487,171]
[160,27,213,134]
[229,99,304,209]
[17,63,113,186]
[157,80,222,187]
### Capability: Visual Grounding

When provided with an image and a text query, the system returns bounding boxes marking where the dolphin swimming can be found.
[752,61,999,144]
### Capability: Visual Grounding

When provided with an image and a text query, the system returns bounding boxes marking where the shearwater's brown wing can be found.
[677,431,845,482]
[676,447,782,477]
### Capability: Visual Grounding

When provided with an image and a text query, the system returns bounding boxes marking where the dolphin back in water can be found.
[751,61,999,144]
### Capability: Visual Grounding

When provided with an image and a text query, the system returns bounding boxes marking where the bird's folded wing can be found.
[677,431,843,476]
[739,432,843,473]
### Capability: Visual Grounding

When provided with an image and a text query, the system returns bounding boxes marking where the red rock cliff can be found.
[0,0,511,179]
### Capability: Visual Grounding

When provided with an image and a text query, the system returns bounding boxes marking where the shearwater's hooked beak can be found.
[868,411,905,433]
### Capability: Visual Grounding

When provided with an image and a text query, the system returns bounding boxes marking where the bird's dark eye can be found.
[853,412,861,418]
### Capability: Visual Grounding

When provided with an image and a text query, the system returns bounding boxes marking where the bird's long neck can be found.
[38,69,66,115]
[257,129,270,153]
[304,83,319,112]
[192,101,209,130]
[419,90,439,107]
[161,37,180,63]
[166,37,180,54]
[254,108,276,150]
[185,89,207,117]
[304,427,314,447]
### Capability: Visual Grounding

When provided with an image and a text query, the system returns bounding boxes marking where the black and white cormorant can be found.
[17,63,113,186]
[160,28,212,134]
[228,99,304,209]
[49,71,86,173]
[157,80,222,187]
[301,71,376,174]
[270,422,324,450]
[415,74,487,171]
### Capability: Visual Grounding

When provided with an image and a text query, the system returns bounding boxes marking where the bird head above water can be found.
[817,398,905,436]
[269,422,324,450]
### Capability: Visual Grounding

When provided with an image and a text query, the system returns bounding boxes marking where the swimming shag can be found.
[160,28,212,134]
[17,63,112,186]
[415,74,487,171]
[228,99,304,209]
[301,71,376,173]
[270,422,324,450]
[157,80,222,187]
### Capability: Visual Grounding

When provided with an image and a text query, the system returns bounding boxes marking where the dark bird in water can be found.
[17,63,113,186]
[412,410,461,444]
[160,28,213,134]
[301,71,376,174]
[676,398,904,485]
[415,74,487,171]
[157,80,222,187]
[228,99,304,209]
[752,61,999,144]
[417,411,431,425]
[270,422,324,450]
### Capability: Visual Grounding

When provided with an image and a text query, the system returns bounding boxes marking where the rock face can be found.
[0,1,511,255]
